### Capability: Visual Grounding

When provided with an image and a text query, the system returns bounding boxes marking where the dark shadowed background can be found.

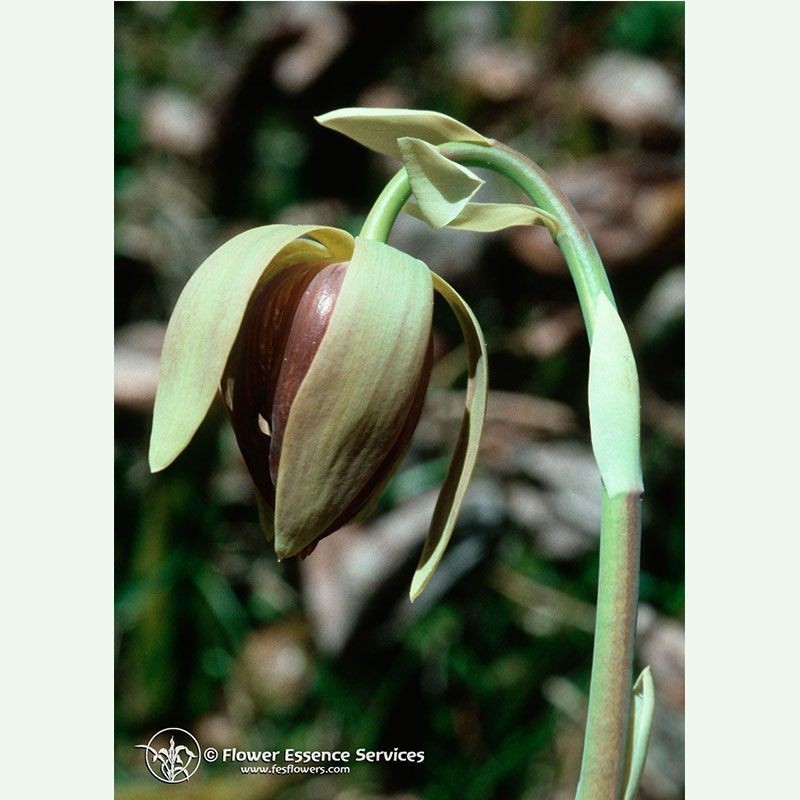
[115,3,684,798]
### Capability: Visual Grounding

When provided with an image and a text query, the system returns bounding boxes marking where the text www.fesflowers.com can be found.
[240,764,351,775]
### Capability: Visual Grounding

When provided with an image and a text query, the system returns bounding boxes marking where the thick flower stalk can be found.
[150,106,654,800]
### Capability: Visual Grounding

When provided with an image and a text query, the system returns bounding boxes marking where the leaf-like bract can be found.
[398,137,484,227]
[315,107,493,158]
[405,201,560,236]
[622,666,655,800]
[411,274,488,600]
[588,293,643,497]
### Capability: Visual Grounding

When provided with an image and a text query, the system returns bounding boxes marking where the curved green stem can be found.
[360,169,412,243]
[361,141,615,340]
[578,489,641,799]
[360,141,642,799]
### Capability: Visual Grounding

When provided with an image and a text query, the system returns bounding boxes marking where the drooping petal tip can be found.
[404,201,561,236]
[410,273,488,601]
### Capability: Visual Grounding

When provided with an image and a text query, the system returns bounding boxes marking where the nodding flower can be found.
[150,108,498,599]
[148,224,485,595]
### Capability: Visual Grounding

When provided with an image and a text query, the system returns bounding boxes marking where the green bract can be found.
[150,224,487,596]
[398,136,484,227]
[404,201,560,236]
[315,107,493,158]
[318,107,559,236]
[622,667,655,800]
[588,293,643,497]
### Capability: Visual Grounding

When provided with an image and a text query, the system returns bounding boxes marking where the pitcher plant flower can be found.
[150,224,487,598]
[150,107,652,800]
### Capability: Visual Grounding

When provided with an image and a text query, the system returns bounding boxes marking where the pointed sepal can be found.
[405,201,560,237]
[411,273,488,600]
[315,107,493,159]
[398,137,484,228]
[622,666,655,800]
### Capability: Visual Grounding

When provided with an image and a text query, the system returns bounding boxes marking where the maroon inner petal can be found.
[268,262,349,486]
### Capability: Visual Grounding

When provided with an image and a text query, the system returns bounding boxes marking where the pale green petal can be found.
[398,137,484,228]
[405,201,561,237]
[315,107,493,158]
[588,293,643,497]
[274,237,434,557]
[149,225,354,473]
[411,273,488,601]
[622,667,655,800]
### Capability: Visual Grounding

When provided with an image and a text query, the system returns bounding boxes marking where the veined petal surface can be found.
[149,225,354,473]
